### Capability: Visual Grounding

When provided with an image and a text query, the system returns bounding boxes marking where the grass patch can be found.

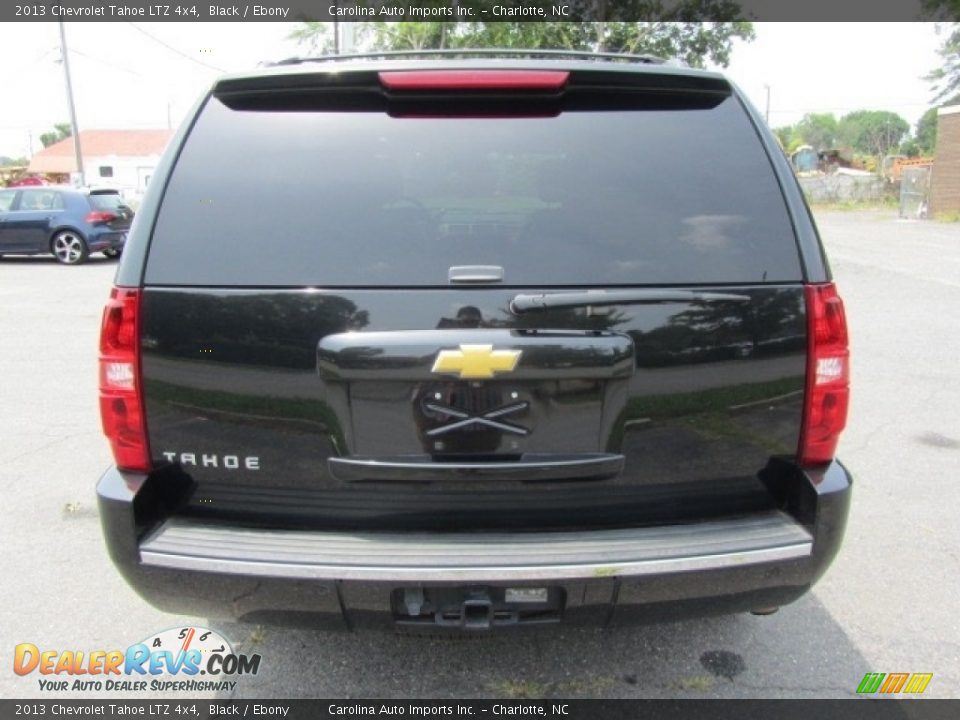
[681,411,794,455]
[489,679,548,699]
[933,210,960,223]
[555,676,616,696]
[608,375,803,453]
[672,675,716,691]
[809,197,898,212]
[489,676,615,699]
[247,626,267,645]
[624,376,804,422]
[145,378,346,451]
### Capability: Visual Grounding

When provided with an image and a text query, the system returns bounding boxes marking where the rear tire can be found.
[51,231,88,265]
[103,248,121,259]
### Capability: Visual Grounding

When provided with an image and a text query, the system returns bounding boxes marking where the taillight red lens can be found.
[86,210,117,224]
[99,288,151,471]
[379,70,570,91]
[799,283,850,466]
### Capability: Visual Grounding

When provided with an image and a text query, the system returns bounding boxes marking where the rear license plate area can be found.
[392,586,564,629]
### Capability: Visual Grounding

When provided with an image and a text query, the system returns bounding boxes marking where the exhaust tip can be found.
[750,606,780,616]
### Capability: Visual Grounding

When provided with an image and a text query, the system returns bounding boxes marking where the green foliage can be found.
[450,22,590,52]
[772,125,794,151]
[593,20,754,67]
[39,123,72,149]
[287,21,334,54]
[795,112,838,151]
[899,137,922,157]
[920,0,960,20]
[837,110,910,159]
[927,22,960,102]
[291,17,754,69]
[934,209,960,222]
[364,21,449,50]
[915,107,938,155]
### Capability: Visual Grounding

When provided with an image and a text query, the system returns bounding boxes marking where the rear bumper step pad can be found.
[139,511,812,583]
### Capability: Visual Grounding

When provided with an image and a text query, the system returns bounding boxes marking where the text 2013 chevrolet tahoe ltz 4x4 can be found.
[97,51,851,631]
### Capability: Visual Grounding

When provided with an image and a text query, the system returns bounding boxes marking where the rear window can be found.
[88,192,123,210]
[146,91,801,287]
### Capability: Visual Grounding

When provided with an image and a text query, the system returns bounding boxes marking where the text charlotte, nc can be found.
[330,4,571,17]
[34,3,574,19]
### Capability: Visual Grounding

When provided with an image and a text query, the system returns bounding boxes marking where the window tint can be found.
[88,192,123,210]
[19,189,62,211]
[147,95,801,287]
[0,190,14,212]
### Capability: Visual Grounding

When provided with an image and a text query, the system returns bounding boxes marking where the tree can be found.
[927,22,960,103]
[914,107,938,155]
[361,22,447,50]
[771,125,795,151]
[796,113,838,151]
[587,21,754,67]
[837,110,910,160]
[291,19,754,69]
[287,22,335,54]
[39,123,72,148]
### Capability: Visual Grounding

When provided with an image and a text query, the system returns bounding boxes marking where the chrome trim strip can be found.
[139,512,813,582]
[140,543,811,582]
[327,453,624,482]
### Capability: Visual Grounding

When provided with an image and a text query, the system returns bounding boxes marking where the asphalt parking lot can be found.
[1,209,958,700]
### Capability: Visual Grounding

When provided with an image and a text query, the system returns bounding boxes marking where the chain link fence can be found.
[899,166,931,219]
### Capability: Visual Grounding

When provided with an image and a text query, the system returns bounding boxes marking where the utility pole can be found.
[58,21,85,186]
[764,84,771,125]
[340,22,354,53]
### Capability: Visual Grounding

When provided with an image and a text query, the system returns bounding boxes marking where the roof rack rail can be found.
[270,48,667,67]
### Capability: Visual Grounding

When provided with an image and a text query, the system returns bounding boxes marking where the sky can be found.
[0,21,945,160]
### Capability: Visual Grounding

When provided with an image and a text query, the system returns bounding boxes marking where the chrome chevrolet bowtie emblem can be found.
[431,344,522,380]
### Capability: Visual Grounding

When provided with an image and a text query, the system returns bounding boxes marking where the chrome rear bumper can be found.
[139,510,812,583]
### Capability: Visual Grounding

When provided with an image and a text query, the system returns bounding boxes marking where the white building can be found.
[28,129,173,200]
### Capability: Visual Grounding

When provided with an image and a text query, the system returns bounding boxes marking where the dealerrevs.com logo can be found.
[13,626,261,693]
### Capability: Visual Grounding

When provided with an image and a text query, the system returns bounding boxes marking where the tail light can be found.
[99,288,151,471]
[86,210,117,224]
[379,70,569,91]
[799,283,850,466]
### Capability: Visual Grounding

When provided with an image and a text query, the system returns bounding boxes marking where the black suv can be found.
[97,51,851,631]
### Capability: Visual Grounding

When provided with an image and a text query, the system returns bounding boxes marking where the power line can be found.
[769,103,933,114]
[29,46,59,67]
[127,23,226,73]
[68,47,144,77]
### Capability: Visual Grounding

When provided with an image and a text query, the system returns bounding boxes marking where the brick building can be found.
[929,105,960,215]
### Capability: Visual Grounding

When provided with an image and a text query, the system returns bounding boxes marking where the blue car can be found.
[0,186,133,264]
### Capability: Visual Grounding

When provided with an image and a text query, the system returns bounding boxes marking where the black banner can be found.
[0,0,952,23]
[1,700,959,720]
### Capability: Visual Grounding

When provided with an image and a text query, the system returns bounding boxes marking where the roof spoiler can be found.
[213,66,731,113]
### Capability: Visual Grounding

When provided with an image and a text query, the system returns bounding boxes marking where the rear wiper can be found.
[510,289,751,314]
